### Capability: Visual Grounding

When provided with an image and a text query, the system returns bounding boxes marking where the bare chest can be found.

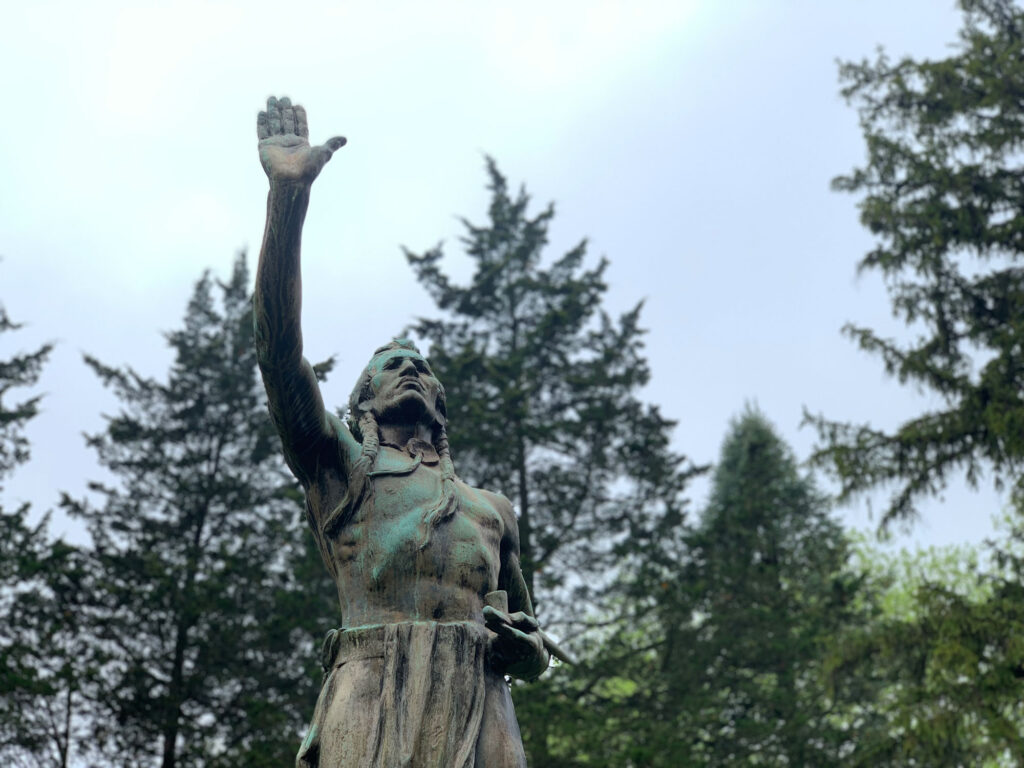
[328,449,506,623]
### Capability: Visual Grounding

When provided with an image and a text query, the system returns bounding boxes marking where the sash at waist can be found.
[320,620,491,671]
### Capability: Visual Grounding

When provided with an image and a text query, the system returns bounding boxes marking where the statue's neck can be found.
[377,421,433,449]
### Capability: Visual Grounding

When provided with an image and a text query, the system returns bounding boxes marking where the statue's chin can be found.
[374,391,437,428]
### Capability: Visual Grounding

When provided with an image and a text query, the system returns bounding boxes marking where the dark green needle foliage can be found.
[404,159,699,766]
[405,157,698,612]
[0,291,50,475]
[0,519,94,768]
[0,291,90,768]
[0,289,50,756]
[808,0,1024,527]
[666,410,857,765]
[61,255,336,768]
[800,2,1024,761]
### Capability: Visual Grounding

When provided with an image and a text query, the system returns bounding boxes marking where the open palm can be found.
[257,96,346,184]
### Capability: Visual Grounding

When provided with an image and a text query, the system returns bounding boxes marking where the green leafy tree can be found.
[510,609,676,768]
[827,520,1024,766]
[665,409,858,765]
[62,255,336,768]
[403,158,700,765]
[808,0,1024,526]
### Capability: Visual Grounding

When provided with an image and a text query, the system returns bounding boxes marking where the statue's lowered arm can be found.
[484,497,574,679]
[253,96,352,484]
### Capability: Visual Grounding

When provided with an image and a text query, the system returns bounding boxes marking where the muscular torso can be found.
[315,445,508,628]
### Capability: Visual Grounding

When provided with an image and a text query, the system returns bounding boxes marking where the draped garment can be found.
[297,621,526,768]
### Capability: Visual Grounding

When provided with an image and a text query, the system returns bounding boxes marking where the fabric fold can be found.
[297,621,514,768]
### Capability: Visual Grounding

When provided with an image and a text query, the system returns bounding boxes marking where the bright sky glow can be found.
[1,1,1000,550]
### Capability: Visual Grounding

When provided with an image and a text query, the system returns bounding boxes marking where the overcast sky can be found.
[1,1,1002,551]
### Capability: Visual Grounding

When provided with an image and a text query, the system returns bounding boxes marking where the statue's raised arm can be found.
[253,96,352,485]
[255,97,555,768]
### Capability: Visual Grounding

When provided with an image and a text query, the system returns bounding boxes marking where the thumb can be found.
[312,136,348,169]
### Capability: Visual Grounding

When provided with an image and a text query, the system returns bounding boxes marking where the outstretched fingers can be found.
[260,96,323,141]
[295,105,309,138]
[257,96,345,180]
[280,96,295,135]
[267,96,282,135]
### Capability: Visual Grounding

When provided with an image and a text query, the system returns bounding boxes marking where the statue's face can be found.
[364,349,443,428]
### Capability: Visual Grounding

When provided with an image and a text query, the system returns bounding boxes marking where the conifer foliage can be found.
[665,410,855,765]
[0,294,50,474]
[405,158,698,612]
[0,289,82,768]
[62,255,333,768]
[403,159,700,766]
[809,0,1024,526]
[806,3,1024,760]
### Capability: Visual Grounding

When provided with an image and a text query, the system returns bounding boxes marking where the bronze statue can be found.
[253,96,553,767]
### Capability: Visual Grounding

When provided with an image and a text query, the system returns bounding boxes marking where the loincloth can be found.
[297,621,526,768]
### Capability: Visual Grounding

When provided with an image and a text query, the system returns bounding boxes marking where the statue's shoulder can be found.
[325,411,361,465]
[470,485,511,512]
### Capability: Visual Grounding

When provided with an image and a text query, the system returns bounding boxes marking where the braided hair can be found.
[322,340,459,545]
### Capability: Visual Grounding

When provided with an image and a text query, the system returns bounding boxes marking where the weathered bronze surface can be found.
[253,96,550,767]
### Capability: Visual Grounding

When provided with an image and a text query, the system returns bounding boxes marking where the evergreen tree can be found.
[808,0,1024,526]
[404,158,700,765]
[62,255,335,768]
[0,288,50,475]
[0,283,84,768]
[666,410,857,765]
[511,607,677,767]
[0,520,94,768]
[405,157,698,612]
[807,4,1024,761]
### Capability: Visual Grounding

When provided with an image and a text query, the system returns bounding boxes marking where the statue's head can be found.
[325,338,458,541]
[347,339,447,441]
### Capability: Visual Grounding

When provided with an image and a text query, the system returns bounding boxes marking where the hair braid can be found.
[323,411,380,537]
[416,424,459,549]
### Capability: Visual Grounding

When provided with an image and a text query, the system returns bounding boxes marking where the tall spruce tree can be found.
[665,410,856,765]
[62,255,336,768]
[808,0,1024,527]
[405,158,698,613]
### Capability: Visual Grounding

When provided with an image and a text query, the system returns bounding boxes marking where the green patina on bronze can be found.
[253,96,557,767]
